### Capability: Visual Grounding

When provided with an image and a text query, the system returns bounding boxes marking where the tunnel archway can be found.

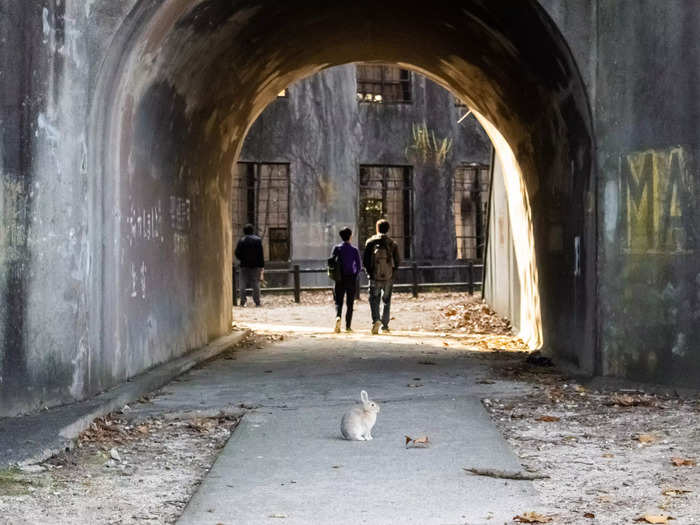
[87,0,595,392]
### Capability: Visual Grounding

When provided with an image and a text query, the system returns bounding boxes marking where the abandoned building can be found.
[234,64,492,287]
[1,1,700,418]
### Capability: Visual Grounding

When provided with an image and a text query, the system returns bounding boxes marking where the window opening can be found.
[356,64,412,103]
[232,162,291,262]
[359,165,413,258]
[454,163,490,260]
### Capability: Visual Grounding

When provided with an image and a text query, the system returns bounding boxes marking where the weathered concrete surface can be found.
[119,329,538,524]
[180,401,535,525]
[1,0,698,417]
[0,330,248,468]
[593,2,700,385]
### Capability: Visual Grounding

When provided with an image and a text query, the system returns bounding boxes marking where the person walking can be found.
[363,219,400,334]
[330,227,362,333]
[235,224,264,307]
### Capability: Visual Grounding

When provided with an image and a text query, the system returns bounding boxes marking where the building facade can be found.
[235,64,492,284]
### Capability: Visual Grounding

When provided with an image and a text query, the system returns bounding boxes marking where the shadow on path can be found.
[167,327,539,524]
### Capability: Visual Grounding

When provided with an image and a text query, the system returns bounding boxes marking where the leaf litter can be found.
[0,410,241,524]
[481,351,700,524]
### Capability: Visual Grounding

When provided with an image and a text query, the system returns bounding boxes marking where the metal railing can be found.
[233,262,483,305]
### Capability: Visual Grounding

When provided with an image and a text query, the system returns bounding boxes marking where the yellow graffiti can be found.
[623,146,690,253]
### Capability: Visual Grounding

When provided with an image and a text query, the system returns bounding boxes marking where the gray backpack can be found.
[372,240,393,281]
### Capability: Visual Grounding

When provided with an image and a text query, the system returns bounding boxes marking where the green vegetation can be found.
[405,121,453,167]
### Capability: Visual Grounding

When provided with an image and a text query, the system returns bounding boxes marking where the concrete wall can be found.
[0,1,108,413]
[484,155,521,332]
[0,0,234,416]
[239,66,492,274]
[594,1,700,385]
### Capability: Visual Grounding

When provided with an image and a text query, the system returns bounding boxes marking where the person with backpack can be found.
[363,219,400,334]
[235,224,265,307]
[329,227,362,333]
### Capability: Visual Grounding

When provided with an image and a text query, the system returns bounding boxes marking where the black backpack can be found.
[327,252,343,282]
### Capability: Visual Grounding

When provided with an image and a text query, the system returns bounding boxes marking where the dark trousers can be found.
[240,267,262,306]
[334,275,356,329]
[369,279,393,327]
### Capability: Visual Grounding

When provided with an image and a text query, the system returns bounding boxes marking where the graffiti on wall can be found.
[620,147,695,254]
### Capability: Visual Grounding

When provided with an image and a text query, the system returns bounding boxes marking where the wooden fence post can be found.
[412,262,419,298]
[293,264,301,303]
[467,261,474,295]
[232,264,238,306]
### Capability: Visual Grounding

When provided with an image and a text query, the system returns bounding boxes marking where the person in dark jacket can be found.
[330,227,362,332]
[363,219,400,334]
[235,224,264,307]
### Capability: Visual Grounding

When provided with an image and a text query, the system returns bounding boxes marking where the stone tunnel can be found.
[1,0,698,417]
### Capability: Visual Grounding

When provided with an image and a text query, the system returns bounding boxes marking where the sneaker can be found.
[371,321,381,335]
[334,317,341,333]
[381,325,391,333]
[345,327,353,333]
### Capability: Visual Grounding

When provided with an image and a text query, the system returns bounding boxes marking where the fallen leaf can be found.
[602,453,614,458]
[662,489,691,497]
[535,415,560,422]
[513,511,553,523]
[607,394,656,407]
[635,514,674,524]
[583,513,595,519]
[405,435,430,448]
[670,457,696,467]
[636,434,658,444]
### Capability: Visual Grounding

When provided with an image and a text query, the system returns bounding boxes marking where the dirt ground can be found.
[482,353,700,524]
[236,290,527,351]
[2,292,698,524]
[0,409,241,525]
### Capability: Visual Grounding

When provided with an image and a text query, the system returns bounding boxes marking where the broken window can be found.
[358,165,413,259]
[454,164,490,260]
[232,162,291,262]
[356,64,412,103]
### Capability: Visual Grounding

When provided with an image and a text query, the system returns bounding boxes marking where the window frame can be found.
[357,164,414,260]
[356,64,413,104]
[453,162,490,261]
[233,161,292,263]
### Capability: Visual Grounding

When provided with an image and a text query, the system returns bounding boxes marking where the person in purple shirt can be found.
[331,227,362,333]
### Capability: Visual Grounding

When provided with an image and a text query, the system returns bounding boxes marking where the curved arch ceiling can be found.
[91,0,594,375]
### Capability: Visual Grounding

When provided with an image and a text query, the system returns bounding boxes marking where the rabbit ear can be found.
[360,390,369,403]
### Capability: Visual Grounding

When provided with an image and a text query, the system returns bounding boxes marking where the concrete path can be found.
[169,326,538,524]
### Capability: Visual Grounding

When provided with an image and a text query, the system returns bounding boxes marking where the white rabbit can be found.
[340,390,380,441]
